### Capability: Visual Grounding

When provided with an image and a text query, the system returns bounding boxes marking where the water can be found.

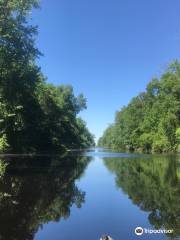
[0,149,179,240]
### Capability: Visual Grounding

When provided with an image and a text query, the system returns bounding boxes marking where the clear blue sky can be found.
[32,0,180,141]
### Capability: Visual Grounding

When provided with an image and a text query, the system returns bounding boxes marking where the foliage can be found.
[0,134,9,152]
[0,0,94,152]
[176,128,180,152]
[98,61,180,153]
[0,159,8,178]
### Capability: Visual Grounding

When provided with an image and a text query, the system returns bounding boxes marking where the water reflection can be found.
[103,155,180,238]
[0,154,91,240]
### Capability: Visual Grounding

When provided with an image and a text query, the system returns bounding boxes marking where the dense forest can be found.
[0,0,94,153]
[98,62,180,153]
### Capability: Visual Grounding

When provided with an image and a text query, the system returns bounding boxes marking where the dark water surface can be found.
[0,149,179,240]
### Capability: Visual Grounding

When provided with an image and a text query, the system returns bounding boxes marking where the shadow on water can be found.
[103,155,180,239]
[0,150,179,240]
[0,154,92,240]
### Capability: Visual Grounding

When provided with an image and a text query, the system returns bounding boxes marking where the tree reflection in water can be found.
[0,154,91,240]
[104,155,180,238]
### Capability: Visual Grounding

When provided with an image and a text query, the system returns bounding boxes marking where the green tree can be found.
[0,0,94,153]
[99,61,180,153]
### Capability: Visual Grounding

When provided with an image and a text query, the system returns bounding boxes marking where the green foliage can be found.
[139,133,153,152]
[0,159,8,178]
[76,118,95,148]
[176,128,180,152]
[0,0,94,152]
[98,61,180,153]
[176,127,180,143]
[0,135,9,152]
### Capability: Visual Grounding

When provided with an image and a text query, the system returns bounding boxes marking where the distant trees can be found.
[0,0,94,153]
[98,61,180,153]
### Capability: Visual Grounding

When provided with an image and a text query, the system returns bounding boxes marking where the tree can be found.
[99,61,180,153]
[0,0,94,153]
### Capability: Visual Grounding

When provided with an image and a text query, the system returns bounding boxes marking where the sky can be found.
[32,0,180,141]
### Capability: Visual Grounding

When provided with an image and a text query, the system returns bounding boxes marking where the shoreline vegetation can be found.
[98,62,180,153]
[0,0,95,153]
[0,1,179,155]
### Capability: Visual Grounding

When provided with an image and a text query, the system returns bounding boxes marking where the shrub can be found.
[0,135,9,152]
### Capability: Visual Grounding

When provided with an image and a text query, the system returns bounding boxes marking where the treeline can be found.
[0,0,94,153]
[98,62,180,153]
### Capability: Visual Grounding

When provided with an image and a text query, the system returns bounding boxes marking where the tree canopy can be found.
[98,62,180,153]
[0,0,94,153]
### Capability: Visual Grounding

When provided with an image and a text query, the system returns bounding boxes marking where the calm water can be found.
[0,149,179,240]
